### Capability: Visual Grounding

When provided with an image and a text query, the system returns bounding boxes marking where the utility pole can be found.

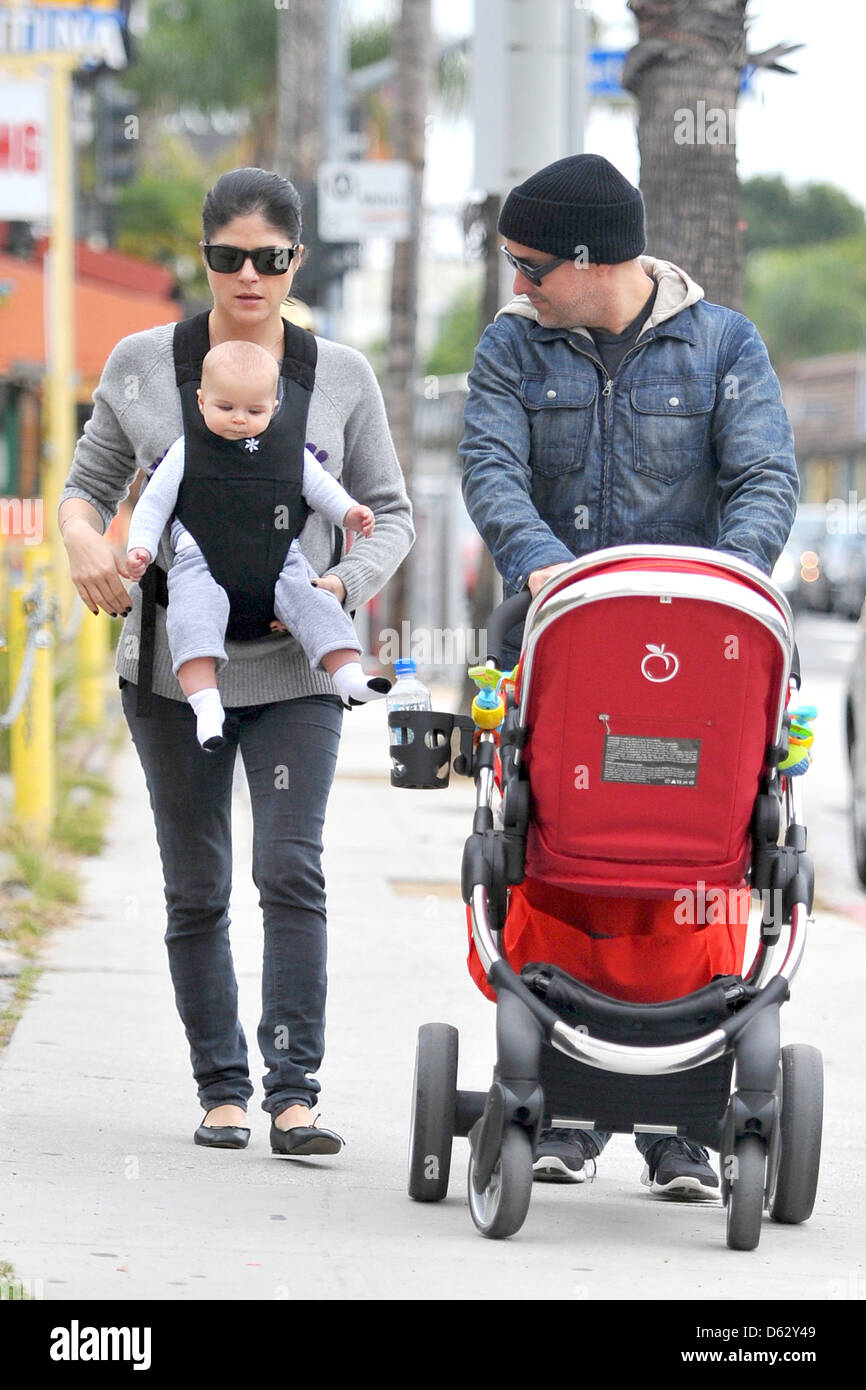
[465,1,588,681]
[474,0,586,201]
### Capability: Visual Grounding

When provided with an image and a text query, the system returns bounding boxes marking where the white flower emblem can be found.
[244,437,260,453]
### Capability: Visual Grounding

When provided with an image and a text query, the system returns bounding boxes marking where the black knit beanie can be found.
[498,154,646,263]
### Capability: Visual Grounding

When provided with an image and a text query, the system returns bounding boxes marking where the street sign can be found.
[588,48,755,100]
[589,48,629,97]
[0,1,130,70]
[0,77,49,217]
[318,160,412,243]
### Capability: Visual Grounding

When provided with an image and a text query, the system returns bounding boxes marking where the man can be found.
[459,153,798,1198]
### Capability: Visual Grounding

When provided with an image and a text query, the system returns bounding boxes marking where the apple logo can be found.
[641,643,680,683]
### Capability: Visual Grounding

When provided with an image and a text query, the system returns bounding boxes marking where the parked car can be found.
[771,505,832,613]
[822,530,866,621]
[844,623,866,886]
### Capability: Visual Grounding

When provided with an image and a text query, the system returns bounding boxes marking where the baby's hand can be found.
[126,548,152,581]
[343,504,374,537]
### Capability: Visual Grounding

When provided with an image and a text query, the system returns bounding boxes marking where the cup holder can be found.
[388,710,475,788]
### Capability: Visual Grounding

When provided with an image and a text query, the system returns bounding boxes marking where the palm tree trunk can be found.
[381,0,433,640]
[623,0,747,310]
[275,0,325,180]
[460,193,503,707]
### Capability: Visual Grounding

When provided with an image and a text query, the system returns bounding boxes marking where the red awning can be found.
[0,249,181,393]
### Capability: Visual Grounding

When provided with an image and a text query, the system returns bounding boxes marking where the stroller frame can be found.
[402,547,822,1247]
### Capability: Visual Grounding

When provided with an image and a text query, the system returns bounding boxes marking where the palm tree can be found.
[623,0,800,310]
[382,0,434,634]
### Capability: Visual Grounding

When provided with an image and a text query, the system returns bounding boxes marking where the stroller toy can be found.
[390,546,822,1248]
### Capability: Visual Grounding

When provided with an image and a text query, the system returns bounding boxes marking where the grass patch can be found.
[54,767,114,856]
[0,708,123,1047]
[0,963,40,1048]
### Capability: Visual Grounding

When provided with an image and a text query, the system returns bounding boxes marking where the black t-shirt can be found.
[589,281,658,380]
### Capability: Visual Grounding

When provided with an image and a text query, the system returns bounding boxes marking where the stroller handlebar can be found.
[485,591,533,668]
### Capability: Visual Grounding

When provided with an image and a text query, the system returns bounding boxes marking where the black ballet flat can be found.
[194,1123,250,1150]
[270,1118,343,1157]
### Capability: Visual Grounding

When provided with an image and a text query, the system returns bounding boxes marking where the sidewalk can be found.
[0,690,493,1301]
[0,687,863,1302]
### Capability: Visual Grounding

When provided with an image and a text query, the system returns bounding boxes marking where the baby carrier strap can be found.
[135,312,318,717]
[171,312,318,392]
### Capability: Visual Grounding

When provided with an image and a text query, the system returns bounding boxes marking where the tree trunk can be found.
[275,1,325,181]
[623,0,747,310]
[460,193,503,708]
[381,0,433,641]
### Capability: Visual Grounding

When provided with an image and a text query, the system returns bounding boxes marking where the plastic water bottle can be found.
[387,659,432,776]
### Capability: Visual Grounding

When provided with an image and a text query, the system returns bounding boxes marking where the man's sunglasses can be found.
[201,243,297,275]
[500,245,570,287]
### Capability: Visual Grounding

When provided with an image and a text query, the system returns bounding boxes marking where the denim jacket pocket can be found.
[521,373,596,476]
[631,376,715,483]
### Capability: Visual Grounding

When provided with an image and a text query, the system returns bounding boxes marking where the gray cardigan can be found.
[61,322,415,706]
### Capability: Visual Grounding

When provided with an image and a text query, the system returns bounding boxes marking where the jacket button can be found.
[668,395,680,406]
[546,389,557,399]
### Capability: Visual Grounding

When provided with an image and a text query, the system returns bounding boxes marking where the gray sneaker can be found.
[533,1128,598,1184]
[640,1137,720,1199]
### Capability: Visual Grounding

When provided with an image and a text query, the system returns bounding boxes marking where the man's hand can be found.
[527,562,574,597]
[343,504,374,537]
[126,548,152,582]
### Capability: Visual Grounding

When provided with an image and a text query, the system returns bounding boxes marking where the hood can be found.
[494,255,704,337]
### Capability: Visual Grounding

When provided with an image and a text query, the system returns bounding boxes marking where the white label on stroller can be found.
[601,734,700,786]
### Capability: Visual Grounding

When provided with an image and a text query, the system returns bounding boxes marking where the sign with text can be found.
[318,160,411,243]
[0,76,49,217]
[0,1,129,70]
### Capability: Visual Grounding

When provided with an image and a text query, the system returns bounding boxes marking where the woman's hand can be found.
[311,573,347,603]
[61,517,132,616]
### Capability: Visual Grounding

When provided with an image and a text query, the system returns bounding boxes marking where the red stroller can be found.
[392,546,822,1248]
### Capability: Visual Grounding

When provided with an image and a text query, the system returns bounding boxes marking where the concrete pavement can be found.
[0,684,864,1302]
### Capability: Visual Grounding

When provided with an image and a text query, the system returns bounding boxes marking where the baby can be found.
[126,339,390,750]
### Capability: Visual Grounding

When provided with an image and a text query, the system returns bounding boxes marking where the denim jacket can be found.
[459,257,798,595]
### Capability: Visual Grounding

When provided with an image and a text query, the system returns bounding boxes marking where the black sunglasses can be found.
[500,244,570,287]
[201,243,297,275]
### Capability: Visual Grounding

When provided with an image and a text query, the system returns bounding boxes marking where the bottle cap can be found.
[394,659,417,676]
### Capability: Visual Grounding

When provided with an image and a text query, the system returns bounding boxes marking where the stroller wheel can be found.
[467,1124,533,1239]
[725,1134,766,1251]
[408,1023,458,1202]
[768,1044,823,1225]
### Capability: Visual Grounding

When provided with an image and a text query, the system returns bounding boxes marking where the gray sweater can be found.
[61,322,414,706]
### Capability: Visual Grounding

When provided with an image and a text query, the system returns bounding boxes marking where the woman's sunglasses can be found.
[201,243,297,275]
[500,245,570,287]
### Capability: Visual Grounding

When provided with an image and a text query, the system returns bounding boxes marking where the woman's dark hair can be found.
[202,167,303,244]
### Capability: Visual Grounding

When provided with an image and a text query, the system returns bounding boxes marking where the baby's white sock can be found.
[188,687,226,750]
[330,662,391,705]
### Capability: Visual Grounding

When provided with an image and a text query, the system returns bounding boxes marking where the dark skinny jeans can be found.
[121,680,343,1116]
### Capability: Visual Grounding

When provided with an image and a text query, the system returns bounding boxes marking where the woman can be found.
[59,167,414,1155]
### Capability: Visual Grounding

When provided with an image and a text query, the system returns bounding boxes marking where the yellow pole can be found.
[9,545,55,839]
[1,54,80,669]
[45,56,79,623]
[77,608,108,728]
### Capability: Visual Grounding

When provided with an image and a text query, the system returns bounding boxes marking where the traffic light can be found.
[95,81,140,194]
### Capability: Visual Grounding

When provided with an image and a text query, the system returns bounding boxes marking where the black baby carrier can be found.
[136,312,318,715]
